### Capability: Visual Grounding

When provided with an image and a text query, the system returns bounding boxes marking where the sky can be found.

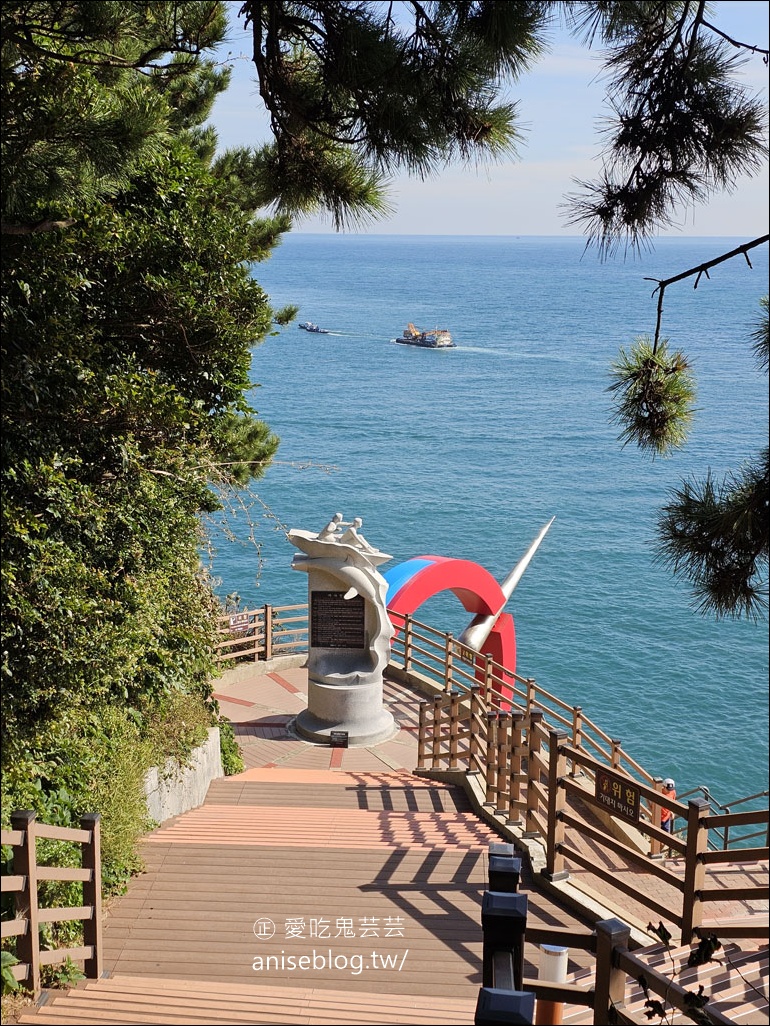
[208,1,770,236]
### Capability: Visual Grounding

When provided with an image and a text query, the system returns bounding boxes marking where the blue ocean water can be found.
[209,234,769,806]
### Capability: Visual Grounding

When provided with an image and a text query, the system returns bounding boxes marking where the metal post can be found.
[535,945,568,1025]
[481,891,528,991]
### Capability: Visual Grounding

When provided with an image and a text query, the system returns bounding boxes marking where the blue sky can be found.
[209,1,769,236]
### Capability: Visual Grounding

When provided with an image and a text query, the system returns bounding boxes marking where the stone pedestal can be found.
[289,515,396,746]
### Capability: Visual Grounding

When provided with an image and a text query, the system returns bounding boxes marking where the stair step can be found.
[561,942,769,1025]
[146,803,499,851]
[18,976,477,1025]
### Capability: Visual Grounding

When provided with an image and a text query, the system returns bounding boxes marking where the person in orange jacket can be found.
[660,777,676,833]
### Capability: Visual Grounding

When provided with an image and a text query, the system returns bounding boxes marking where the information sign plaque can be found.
[595,768,641,824]
[310,591,366,649]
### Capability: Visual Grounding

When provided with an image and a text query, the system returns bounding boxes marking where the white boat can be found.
[298,321,330,334]
[395,322,454,348]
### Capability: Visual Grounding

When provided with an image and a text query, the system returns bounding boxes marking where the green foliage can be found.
[236,0,547,227]
[1,697,224,910]
[1,951,20,994]
[656,452,769,621]
[1,139,281,744]
[40,957,85,990]
[564,1,766,252]
[1,1,229,226]
[219,719,245,776]
[609,337,696,456]
[750,296,769,374]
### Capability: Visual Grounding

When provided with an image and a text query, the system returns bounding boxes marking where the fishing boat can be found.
[395,322,454,348]
[298,321,331,334]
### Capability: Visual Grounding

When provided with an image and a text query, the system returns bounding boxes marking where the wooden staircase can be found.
[16,769,501,1025]
[18,975,477,1024]
[560,939,769,1024]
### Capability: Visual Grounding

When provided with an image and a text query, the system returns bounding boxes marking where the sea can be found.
[208,233,769,809]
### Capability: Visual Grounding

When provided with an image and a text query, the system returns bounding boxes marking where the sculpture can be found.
[288,515,396,746]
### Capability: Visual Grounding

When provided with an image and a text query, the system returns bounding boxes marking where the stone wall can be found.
[144,726,223,825]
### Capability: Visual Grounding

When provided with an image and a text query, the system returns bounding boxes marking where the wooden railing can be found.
[476,842,752,1025]
[214,603,309,663]
[211,601,768,942]
[390,609,655,792]
[0,811,102,995]
[415,691,769,942]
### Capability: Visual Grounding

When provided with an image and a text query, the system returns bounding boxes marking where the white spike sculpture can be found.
[457,517,556,652]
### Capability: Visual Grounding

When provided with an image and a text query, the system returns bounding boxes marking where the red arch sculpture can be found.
[385,555,516,703]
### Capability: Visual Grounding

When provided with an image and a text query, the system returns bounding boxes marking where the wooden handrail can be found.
[1,810,102,995]
[413,663,768,941]
[213,600,769,940]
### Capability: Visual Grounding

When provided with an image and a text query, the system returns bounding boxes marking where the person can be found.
[660,777,676,833]
[317,512,344,541]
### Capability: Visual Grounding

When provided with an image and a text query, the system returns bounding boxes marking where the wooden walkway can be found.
[16,664,768,1024]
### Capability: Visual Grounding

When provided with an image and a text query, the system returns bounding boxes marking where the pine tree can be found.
[234,0,768,618]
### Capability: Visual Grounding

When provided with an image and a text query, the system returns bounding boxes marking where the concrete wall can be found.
[144,726,224,825]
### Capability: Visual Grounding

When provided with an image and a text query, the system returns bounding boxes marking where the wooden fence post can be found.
[508,710,525,827]
[417,702,428,770]
[448,692,461,769]
[495,712,511,816]
[483,654,493,704]
[468,685,483,774]
[649,777,664,858]
[526,679,536,719]
[545,729,570,880]
[11,811,40,995]
[610,738,622,769]
[431,694,443,769]
[403,613,413,672]
[263,604,273,661]
[524,708,545,837]
[681,797,711,943]
[444,633,454,693]
[593,919,631,1025]
[485,712,498,806]
[80,813,103,981]
[570,706,583,777]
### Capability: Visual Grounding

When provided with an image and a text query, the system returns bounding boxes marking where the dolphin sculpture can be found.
[456,517,555,653]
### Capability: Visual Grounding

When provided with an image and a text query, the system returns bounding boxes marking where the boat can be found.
[298,321,330,334]
[394,323,454,348]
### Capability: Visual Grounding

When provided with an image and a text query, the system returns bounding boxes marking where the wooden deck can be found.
[15,665,768,1024]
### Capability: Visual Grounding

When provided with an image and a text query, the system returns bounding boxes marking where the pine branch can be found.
[700,19,770,59]
[644,236,769,352]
